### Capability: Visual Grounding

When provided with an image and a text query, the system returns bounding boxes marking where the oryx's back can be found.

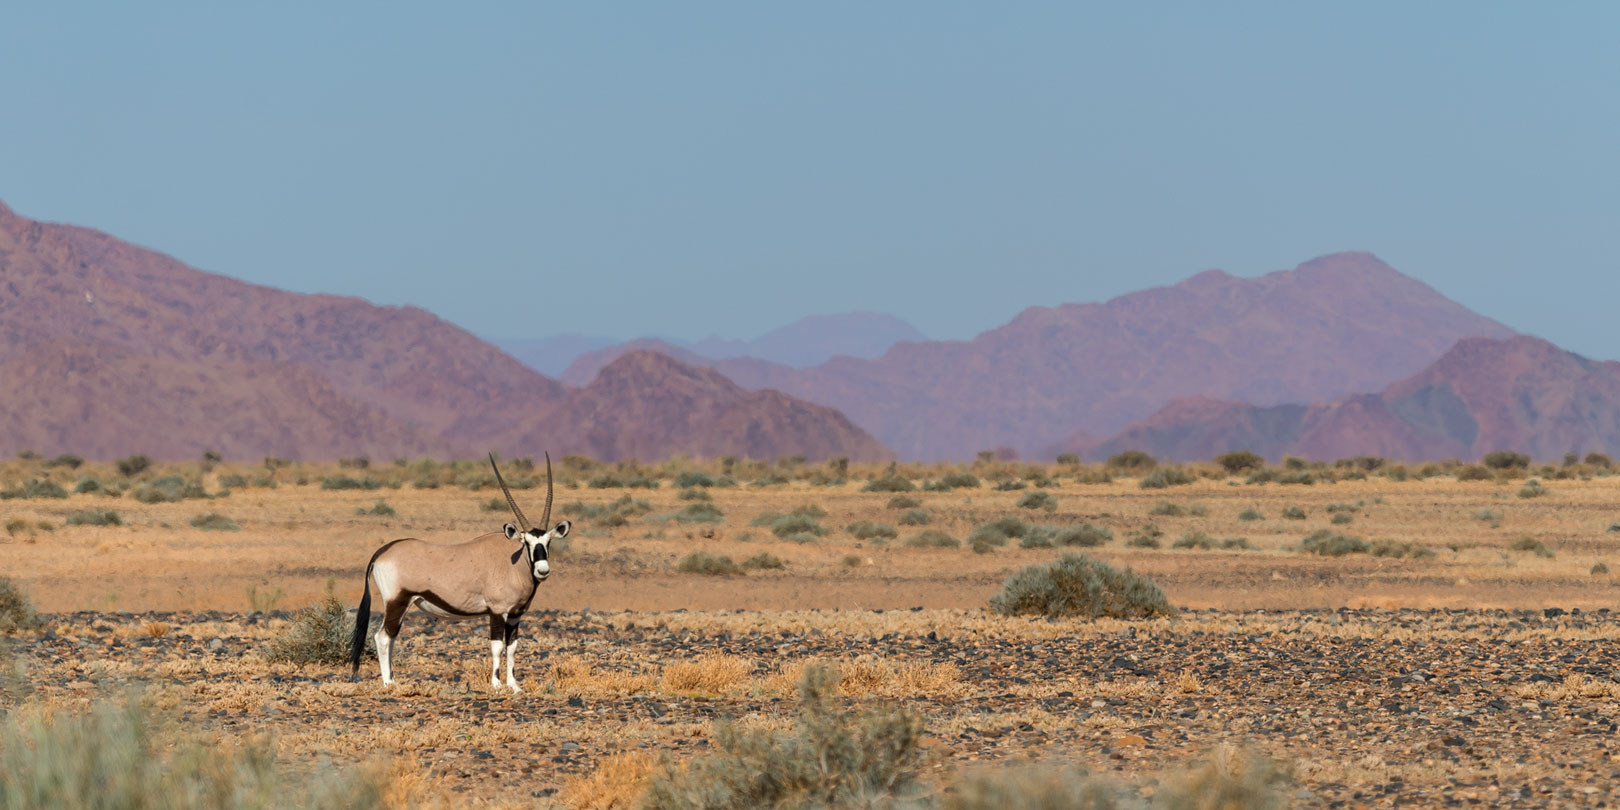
[369,533,531,615]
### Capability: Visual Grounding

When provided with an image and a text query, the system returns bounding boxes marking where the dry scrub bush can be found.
[266,585,369,666]
[1514,674,1620,701]
[1018,490,1058,511]
[0,697,421,810]
[1138,467,1195,489]
[661,654,754,694]
[904,530,960,549]
[641,666,926,810]
[0,578,41,633]
[565,751,658,810]
[941,747,1287,810]
[677,552,744,576]
[1509,536,1555,558]
[989,554,1176,620]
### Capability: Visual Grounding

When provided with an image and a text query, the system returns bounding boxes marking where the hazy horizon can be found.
[3,4,1614,356]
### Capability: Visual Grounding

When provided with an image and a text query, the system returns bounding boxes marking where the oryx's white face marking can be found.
[505,520,569,581]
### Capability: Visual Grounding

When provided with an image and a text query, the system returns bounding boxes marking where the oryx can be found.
[349,452,569,691]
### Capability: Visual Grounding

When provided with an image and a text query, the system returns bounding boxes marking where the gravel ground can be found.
[8,607,1620,808]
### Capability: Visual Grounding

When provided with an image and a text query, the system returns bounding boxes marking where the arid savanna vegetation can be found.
[3,449,1619,807]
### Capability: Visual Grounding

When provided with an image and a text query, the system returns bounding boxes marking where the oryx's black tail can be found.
[349,564,372,677]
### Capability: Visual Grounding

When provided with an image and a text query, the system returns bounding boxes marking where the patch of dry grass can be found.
[563,751,658,810]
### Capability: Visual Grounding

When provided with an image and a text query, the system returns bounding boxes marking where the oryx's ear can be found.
[504,523,519,540]
[552,520,571,538]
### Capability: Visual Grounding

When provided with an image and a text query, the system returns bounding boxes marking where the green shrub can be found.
[1483,450,1531,470]
[1238,509,1263,521]
[1593,562,1610,575]
[642,666,925,810]
[1585,452,1613,468]
[845,521,897,541]
[1172,531,1216,550]
[320,475,381,491]
[0,479,69,500]
[741,553,786,571]
[1275,471,1315,485]
[897,509,929,526]
[1105,451,1156,472]
[1518,479,1548,499]
[768,514,829,539]
[1509,536,1554,558]
[358,501,396,517]
[678,488,713,502]
[677,552,743,576]
[1148,502,1185,517]
[675,471,716,488]
[1330,512,1353,525]
[939,472,980,489]
[3,519,28,537]
[188,513,240,531]
[675,502,725,523]
[989,479,1027,492]
[780,532,821,544]
[886,495,922,510]
[266,585,368,666]
[587,473,659,489]
[66,511,122,527]
[1019,530,1055,549]
[988,554,1176,619]
[790,503,828,518]
[72,476,104,495]
[1055,453,1081,465]
[1281,507,1307,520]
[0,695,395,810]
[1126,533,1161,549]
[43,453,83,469]
[129,475,207,503]
[1608,522,1620,533]
[842,554,863,568]
[1017,491,1058,511]
[860,477,915,493]
[115,454,152,477]
[1369,539,1434,559]
[904,530,959,549]
[1454,465,1493,482]
[967,516,1030,551]
[1139,467,1194,489]
[1055,523,1113,548]
[1300,530,1368,556]
[0,578,41,633]
[1214,450,1265,474]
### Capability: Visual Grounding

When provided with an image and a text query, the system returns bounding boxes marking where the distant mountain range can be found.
[565,253,1516,460]
[1083,336,1620,462]
[0,200,887,461]
[11,196,1608,465]
[494,311,926,379]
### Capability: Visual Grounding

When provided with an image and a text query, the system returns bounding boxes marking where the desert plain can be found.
[2,456,1619,808]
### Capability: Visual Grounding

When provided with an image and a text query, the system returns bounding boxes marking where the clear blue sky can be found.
[3,4,1616,357]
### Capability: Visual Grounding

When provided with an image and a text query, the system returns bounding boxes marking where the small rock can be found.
[207,638,225,653]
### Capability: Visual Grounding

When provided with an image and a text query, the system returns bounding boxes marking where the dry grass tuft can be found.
[563,751,657,810]
[1514,674,1620,701]
[661,653,754,694]
[770,656,966,700]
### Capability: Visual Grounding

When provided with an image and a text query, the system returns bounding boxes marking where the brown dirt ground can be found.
[4,468,1620,806]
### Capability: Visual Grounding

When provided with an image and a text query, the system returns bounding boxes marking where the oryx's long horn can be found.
[489,451,530,532]
[540,452,553,529]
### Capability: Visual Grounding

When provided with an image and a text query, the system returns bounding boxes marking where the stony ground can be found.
[11,605,1620,808]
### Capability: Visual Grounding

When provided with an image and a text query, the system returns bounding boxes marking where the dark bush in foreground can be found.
[944,747,1288,810]
[1138,467,1195,489]
[989,554,1176,619]
[677,552,743,576]
[66,511,122,527]
[189,513,240,531]
[0,697,397,810]
[0,577,42,633]
[904,530,960,549]
[642,666,925,810]
[266,587,369,666]
[1017,491,1058,511]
